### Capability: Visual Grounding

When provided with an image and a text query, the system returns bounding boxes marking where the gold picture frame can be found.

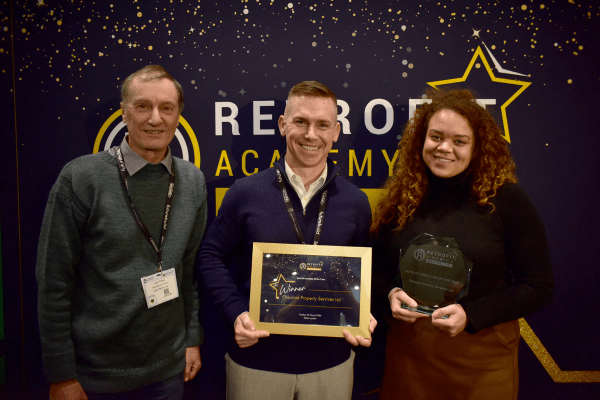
[249,242,372,338]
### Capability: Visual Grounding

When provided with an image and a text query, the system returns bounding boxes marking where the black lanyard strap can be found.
[276,168,328,245]
[116,148,175,272]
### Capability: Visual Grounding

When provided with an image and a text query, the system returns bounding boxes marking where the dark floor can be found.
[0,382,209,400]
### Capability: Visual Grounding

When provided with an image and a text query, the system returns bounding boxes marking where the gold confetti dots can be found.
[57,20,62,26]
[567,79,572,84]
[148,45,153,50]
[21,28,26,33]
[521,5,527,10]
[137,12,142,17]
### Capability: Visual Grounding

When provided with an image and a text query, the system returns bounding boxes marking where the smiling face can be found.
[278,95,340,174]
[121,77,180,163]
[422,108,475,178]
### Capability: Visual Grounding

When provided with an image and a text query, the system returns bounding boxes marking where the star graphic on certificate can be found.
[269,273,295,299]
[427,46,531,143]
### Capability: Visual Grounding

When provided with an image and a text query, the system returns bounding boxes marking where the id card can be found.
[141,268,180,308]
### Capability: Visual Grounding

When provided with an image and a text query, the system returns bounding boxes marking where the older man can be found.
[36,65,206,400]
[198,81,376,400]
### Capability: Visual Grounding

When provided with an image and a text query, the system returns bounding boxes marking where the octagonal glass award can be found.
[396,233,472,315]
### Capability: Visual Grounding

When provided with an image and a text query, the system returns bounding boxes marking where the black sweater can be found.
[373,173,554,333]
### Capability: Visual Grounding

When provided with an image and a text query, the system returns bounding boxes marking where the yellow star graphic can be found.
[427,46,531,143]
[269,273,295,299]
[519,319,600,382]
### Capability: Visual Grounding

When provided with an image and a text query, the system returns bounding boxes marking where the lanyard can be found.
[276,168,328,245]
[116,148,175,272]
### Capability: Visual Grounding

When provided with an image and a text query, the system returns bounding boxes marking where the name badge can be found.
[140,268,180,308]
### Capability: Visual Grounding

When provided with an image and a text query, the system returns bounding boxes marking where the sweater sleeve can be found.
[36,166,87,383]
[352,195,373,248]
[197,182,249,326]
[182,170,207,348]
[371,224,398,320]
[461,184,554,333]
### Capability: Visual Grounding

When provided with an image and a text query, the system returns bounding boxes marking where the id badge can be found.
[140,268,180,308]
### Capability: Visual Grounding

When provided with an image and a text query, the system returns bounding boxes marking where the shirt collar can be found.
[284,158,327,192]
[119,135,173,176]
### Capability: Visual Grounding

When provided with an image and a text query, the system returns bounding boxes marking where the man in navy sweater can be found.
[198,81,376,400]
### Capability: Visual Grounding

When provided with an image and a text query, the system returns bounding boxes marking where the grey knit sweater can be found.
[36,147,206,393]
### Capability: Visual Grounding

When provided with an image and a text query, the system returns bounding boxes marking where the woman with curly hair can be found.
[372,89,554,399]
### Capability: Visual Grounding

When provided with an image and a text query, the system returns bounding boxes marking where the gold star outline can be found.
[269,273,295,299]
[427,46,531,143]
[519,318,600,382]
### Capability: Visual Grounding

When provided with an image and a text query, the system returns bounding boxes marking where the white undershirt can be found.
[284,159,328,211]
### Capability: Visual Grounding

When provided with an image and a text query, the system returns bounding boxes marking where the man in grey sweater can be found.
[36,65,206,400]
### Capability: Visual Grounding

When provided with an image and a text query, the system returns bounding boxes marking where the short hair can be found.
[371,88,517,233]
[121,65,184,112]
[284,81,337,116]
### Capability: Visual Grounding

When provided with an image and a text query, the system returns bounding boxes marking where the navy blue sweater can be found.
[198,157,372,373]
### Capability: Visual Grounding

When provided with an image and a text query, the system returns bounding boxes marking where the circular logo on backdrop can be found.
[94,109,201,168]
[413,248,425,261]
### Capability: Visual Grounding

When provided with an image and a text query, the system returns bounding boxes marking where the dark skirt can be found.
[380,317,520,400]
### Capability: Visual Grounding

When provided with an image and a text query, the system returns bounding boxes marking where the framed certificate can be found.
[249,242,372,338]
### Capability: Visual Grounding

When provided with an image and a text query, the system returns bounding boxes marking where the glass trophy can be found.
[396,233,472,316]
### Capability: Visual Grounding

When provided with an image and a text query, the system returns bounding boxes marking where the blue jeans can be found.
[86,371,184,400]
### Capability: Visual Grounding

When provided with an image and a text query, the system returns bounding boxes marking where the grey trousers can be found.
[225,351,355,400]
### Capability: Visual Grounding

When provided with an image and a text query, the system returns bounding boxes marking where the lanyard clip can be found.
[157,261,163,273]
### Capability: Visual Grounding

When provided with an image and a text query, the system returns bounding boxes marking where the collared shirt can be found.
[284,158,327,210]
[110,135,173,176]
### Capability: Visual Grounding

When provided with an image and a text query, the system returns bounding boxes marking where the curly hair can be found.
[371,88,517,234]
